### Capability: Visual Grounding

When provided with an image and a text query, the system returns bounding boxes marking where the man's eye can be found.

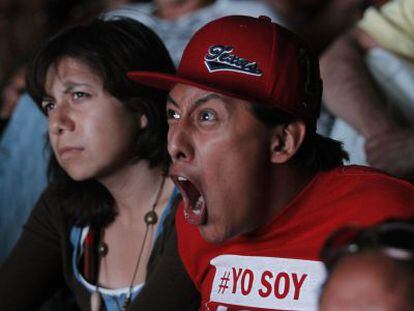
[72,92,87,100]
[41,101,55,114]
[199,110,216,121]
[167,109,180,120]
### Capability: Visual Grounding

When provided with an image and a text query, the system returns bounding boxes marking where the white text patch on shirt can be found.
[208,255,326,310]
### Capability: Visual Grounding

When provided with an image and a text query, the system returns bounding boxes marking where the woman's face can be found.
[43,57,140,181]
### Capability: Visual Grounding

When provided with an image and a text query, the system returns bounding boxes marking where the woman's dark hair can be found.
[26,17,175,227]
[251,105,348,172]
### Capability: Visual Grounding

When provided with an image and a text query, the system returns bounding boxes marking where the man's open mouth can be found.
[174,175,207,225]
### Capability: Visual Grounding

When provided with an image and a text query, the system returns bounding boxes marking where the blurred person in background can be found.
[263,0,387,55]
[319,219,414,310]
[321,0,414,178]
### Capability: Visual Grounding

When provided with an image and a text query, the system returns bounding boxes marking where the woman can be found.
[0,18,198,310]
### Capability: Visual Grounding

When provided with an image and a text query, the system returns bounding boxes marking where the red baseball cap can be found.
[128,15,322,127]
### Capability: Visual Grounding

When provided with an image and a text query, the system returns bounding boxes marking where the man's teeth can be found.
[193,196,204,215]
[178,176,188,181]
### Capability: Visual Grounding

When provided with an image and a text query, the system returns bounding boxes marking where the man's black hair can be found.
[251,104,348,172]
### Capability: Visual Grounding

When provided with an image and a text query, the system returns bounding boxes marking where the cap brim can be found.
[127,71,259,105]
[128,71,317,128]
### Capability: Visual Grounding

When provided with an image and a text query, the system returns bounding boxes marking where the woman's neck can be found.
[95,161,174,288]
[97,161,170,227]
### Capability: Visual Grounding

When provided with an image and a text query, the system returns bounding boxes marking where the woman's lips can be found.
[58,146,84,160]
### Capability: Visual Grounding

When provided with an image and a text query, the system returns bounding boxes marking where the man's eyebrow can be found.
[167,93,225,108]
[167,95,178,107]
[194,93,224,107]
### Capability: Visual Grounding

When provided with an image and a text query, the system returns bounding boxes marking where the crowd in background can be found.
[0,0,147,132]
[0,0,413,310]
[0,0,388,130]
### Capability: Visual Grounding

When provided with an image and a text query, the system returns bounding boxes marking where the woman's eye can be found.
[41,101,55,114]
[72,92,88,100]
[167,109,180,120]
[199,110,216,122]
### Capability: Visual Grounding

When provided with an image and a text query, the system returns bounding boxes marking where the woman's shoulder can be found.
[30,181,79,230]
[40,181,65,202]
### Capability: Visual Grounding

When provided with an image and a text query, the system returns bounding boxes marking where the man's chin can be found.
[198,225,234,245]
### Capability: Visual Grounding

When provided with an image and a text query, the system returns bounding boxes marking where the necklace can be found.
[91,176,166,311]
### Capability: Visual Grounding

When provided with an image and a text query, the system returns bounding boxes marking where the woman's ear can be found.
[139,114,148,129]
[270,120,306,164]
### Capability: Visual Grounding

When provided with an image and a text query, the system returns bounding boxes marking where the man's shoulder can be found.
[309,165,414,219]
[319,165,414,191]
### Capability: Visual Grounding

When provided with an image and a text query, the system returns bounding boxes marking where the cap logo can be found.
[204,45,262,76]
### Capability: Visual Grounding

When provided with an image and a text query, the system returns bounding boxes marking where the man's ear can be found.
[270,120,306,164]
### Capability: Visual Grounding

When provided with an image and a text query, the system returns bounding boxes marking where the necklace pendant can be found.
[122,295,131,311]
[144,210,158,225]
[90,291,102,311]
[97,241,108,257]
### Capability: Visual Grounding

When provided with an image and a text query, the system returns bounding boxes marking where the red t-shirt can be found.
[176,166,414,311]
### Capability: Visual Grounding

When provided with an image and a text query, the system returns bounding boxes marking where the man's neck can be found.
[154,0,216,20]
[266,164,316,219]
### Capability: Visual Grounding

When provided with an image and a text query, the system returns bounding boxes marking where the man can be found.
[321,0,414,177]
[128,15,414,310]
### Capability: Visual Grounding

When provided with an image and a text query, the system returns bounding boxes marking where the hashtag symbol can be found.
[217,271,230,294]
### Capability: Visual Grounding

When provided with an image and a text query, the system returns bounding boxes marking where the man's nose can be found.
[168,123,195,163]
[49,103,75,136]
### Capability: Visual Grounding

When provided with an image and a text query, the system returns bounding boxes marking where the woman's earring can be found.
[140,114,148,129]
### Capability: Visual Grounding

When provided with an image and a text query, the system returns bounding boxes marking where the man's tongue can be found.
[180,179,207,225]
[184,193,207,225]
